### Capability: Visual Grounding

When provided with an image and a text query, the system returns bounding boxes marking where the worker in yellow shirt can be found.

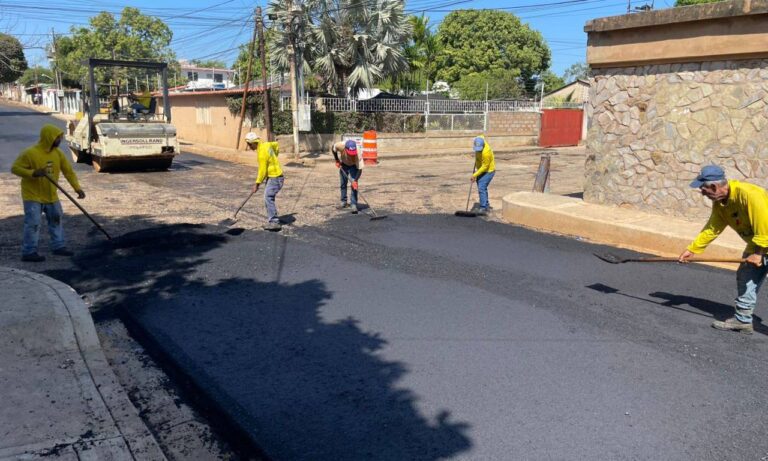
[129,87,152,117]
[246,132,284,231]
[11,124,85,262]
[470,136,495,216]
[679,165,768,334]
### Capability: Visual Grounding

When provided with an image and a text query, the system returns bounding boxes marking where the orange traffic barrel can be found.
[362,130,378,165]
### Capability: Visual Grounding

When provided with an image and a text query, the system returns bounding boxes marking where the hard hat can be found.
[344,139,358,155]
[245,132,260,144]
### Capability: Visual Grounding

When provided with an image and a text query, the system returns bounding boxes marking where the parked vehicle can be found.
[66,58,179,172]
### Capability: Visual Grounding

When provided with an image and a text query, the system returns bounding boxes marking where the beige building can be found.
[543,80,590,105]
[161,88,268,150]
[584,0,768,218]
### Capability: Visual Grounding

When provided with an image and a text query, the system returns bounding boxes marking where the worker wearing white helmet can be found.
[245,132,284,231]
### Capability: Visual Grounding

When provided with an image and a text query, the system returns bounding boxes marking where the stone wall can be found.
[585,59,768,218]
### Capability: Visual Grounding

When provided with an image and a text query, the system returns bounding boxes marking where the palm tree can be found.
[268,0,411,97]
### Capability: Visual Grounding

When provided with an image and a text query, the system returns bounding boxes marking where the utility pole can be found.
[51,29,64,111]
[256,6,273,141]
[235,8,259,150]
[287,0,301,160]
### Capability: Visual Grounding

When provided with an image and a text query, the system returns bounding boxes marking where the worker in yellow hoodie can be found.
[679,165,768,334]
[11,124,85,262]
[246,132,284,231]
[470,136,495,216]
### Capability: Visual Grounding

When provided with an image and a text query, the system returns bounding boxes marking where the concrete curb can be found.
[0,267,166,460]
[501,192,746,270]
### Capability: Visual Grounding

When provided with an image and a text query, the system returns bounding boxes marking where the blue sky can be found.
[4,0,665,79]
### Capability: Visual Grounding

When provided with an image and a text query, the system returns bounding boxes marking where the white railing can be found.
[281,96,542,113]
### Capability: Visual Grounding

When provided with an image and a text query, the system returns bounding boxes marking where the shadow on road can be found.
[6,216,473,460]
[650,291,768,335]
[0,111,51,117]
[586,284,768,336]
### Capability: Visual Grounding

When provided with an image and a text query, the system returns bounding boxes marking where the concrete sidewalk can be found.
[502,192,746,269]
[0,267,166,460]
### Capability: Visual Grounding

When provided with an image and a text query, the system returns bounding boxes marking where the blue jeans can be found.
[734,254,768,323]
[476,171,495,210]
[340,164,360,206]
[264,176,284,223]
[23,201,65,255]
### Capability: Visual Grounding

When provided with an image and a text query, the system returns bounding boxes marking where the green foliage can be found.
[0,34,28,83]
[225,91,277,126]
[56,7,177,88]
[453,69,523,100]
[435,10,550,84]
[231,29,278,85]
[269,110,424,135]
[675,0,723,5]
[268,0,412,96]
[537,70,565,93]
[562,62,589,83]
[190,59,226,69]
[385,14,442,94]
[19,66,54,87]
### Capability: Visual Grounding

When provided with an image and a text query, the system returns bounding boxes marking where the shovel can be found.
[44,173,112,240]
[594,253,745,264]
[219,189,256,226]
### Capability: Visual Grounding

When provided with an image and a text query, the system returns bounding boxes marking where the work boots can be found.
[712,317,754,334]
[263,222,283,232]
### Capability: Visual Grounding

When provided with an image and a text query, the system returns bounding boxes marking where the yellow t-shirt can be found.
[688,180,768,254]
[255,141,283,184]
[473,137,495,177]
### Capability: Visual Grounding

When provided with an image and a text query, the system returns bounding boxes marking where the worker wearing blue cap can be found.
[332,139,365,214]
[471,136,495,216]
[679,164,768,334]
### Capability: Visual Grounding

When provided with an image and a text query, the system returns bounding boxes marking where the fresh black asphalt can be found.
[3,103,768,460]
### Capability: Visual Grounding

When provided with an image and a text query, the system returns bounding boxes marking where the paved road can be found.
[3,102,768,460]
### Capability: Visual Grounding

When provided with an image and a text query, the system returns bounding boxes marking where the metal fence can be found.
[281,96,543,114]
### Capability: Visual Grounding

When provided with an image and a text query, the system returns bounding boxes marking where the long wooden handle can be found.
[232,189,257,219]
[631,257,745,263]
[465,166,475,212]
[44,173,112,240]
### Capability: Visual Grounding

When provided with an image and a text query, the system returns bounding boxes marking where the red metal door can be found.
[539,109,584,147]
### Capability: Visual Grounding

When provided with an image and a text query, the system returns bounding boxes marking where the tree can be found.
[435,10,550,85]
[537,70,565,94]
[268,0,412,96]
[452,69,523,100]
[562,62,588,83]
[19,66,54,87]
[232,39,272,86]
[675,0,723,5]
[0,33,27,83]
[56,7,177,88]
[190,59,227,69]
